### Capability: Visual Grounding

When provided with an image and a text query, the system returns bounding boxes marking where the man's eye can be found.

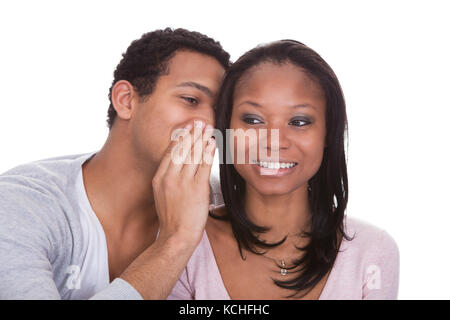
[182,96,198,105]
[242,117,263,125]
[289,118,310,127]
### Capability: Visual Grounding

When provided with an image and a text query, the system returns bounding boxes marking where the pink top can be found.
[168,216,400,300]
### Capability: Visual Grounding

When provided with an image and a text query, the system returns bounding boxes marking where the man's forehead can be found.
[159,51,225,93]
[166,50,224,77]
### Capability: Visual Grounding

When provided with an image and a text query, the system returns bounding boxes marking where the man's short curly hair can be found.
[106,28,231,129]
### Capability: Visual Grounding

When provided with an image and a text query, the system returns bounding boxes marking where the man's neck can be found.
[82,132,159,240]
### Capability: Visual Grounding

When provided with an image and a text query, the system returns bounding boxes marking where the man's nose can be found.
[182,116,214,129]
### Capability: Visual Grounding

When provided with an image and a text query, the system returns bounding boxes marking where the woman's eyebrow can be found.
[237,101,261,108]
[176,81,213,98]
[237,100,317,110]
[291,103,317,111]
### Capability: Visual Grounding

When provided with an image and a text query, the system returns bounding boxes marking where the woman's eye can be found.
[289,118,310,127]
[182,96,198,105]
[242,117,263,125]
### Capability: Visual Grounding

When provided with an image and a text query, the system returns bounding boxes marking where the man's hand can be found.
[120,120,216,299]
[152,120,216,245]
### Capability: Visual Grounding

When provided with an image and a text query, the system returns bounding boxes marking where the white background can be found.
[1,0,449,299]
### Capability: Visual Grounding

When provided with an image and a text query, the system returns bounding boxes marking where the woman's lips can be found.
[251,160,298,176]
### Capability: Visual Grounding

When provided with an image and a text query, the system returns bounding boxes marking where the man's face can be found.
[129,50,225,166]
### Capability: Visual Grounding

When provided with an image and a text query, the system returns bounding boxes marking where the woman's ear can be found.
[111,80,135,121]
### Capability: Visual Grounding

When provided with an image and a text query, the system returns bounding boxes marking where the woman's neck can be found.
[244,183,312,244]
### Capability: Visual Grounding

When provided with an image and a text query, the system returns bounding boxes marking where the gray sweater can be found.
[0,153,148,299]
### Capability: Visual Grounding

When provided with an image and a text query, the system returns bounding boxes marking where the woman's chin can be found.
[247,181,297,197]
[236,163,310,197]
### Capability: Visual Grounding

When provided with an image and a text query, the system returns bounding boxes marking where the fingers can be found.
[188,120,208,165]
[167,120,205,176]
[195,136,216,183]
[182,123,214,177]
[154,123,193,180]
[167,124,196,173]
[156,119,215,183]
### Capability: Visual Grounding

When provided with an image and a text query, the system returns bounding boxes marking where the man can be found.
[0,28,229,299]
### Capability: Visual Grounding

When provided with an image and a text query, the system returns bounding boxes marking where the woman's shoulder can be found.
[187,206,232,260]
[342,215,399,260]
[323,216,400,299]
[206,206,234,243]
[179,207,232,291]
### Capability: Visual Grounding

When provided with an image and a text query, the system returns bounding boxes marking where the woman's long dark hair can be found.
[212,40,354,298]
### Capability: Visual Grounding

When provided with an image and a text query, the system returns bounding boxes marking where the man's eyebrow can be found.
[176,81,214,98]
[237,101,317,110]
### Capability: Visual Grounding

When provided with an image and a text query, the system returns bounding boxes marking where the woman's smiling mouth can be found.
[255,160,298,169]
[251,159,299,176]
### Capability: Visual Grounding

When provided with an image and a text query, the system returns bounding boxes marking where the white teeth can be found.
[255,161,297,169]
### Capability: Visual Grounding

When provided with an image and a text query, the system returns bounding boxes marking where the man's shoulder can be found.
[1,152,95,181]
[0,152,95,194]
[0,151,96,229]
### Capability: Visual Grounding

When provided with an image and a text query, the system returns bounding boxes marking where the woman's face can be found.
[230,62,327,196]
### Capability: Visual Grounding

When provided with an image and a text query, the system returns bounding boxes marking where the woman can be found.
[168,40,400,299]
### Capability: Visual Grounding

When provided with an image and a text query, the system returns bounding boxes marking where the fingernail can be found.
[172,130,182,140]
[194,120,204,128]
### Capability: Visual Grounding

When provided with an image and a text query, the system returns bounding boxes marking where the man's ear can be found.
[111,80,136,121]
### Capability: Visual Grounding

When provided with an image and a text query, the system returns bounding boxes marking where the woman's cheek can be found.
[230,130,258,165]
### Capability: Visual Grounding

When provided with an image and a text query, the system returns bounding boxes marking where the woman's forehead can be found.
[233,62,325,107]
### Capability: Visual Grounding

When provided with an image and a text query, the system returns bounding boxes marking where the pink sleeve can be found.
[362,230,400,300]
[166,269,194,300]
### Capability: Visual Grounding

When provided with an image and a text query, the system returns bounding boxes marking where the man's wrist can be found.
[155,230,202,253]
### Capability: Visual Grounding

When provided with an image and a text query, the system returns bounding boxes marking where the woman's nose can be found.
[262,126,291,151]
